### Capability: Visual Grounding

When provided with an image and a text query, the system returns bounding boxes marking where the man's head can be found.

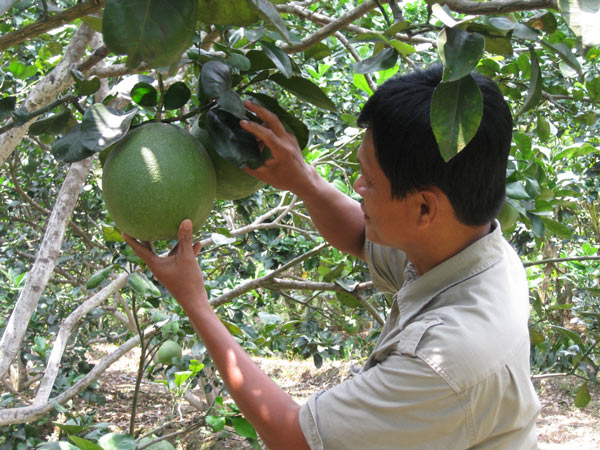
[357,64,512,227]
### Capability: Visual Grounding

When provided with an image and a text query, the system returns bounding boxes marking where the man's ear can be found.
[416,189,440,226]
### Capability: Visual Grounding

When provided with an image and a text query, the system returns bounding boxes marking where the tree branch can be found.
[0,156,94,381]
[33,273,128,406]
[443,0,557,15]
[0,324,159,426]
[0,0,105,52]
[523,255,600,267]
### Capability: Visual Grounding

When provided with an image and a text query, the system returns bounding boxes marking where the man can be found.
[124,65,540,449]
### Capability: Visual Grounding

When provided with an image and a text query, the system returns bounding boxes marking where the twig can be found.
[523,256,600,267]
[0,0,106,52]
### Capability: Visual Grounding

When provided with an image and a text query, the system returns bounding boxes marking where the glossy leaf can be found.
[506,181,530,199]
[248,92,309,149]
[527,11,557,33]
[69,436,103,450]
[217,89,246,119]
[430,74,483,162]
[206,415,226,431]
[337,292,362,308]
[97,433,136,450]
[512,24,540,41]
[102,0,197,68]
[389,40,416,56]
[253,0,291,43]
[206,108,265,169]
[518,47,543,115]
[230,417,258,439]
[270,74,337,112]
[574,383,591,408]
[352,47,398,74]
[201,61,232,99]
[163,81,191,110]
[71,69,101,96]
[128,272,161,298]
[438,27,485,82]
[80,104,137,152]
[261,41,293,78]
[541,40,582,75]
[51,125,96,163]
[29,111,72,136]
[130,82,158,107]
[304,42,333,61]
[86,266,113,290]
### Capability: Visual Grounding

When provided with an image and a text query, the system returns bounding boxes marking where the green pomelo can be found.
[102,122,216,241]
[191,124,265,200]
[157,340,182,365]
[197,0,286,26]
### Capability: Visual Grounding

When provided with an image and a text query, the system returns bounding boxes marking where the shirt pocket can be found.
[396,316,443,357]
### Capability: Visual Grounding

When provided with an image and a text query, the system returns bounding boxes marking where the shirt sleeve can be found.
[365,239,408,293]
[298,352,469,450]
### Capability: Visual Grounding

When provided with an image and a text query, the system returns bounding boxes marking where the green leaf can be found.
[102,0,197,68]
[430,74,483,162]
[506,181,530,199]
[71,69,101,96]
[261,41,293,78]
[86,266,113,290]
[304,42,333,61]
[527,12,558,33]
[29,111,73,136]
[512,24,540,41]
[230,417,258,440]
[8,60,37,79]
[527,213,545,237]
[97,432,136,450]
[389,40,416,56]
[253,0,291,44]
[80,104,138,152]
[128,272,161,298]
[201,61,232,98]
[0,96,16,121]
[206,108,264,169]
[535,115,551,141]
[102,224,125,242]
[217,90,246,119]
[258,311,283,325]
[550,325,584,348]
[81,14,103,33]
[270,74,337,112]
[541,217,572,238]
[541,40,582,74]
[484,35,513,56]
[163,82,191,110]
[130,82,158,107]
[585,77,600,102]
[69,436,103,450]
[51,125,96,163]
[518,47,543,115]
[352,47,398,74]
[574,383,591,408]
[206,415,226,431]
[220,318,243,336]
[336,292,362,308]
[52,422,88,435]
[559,0,600,47]
[438,27,485,82]
[248,92,309,149]
[529,327,545,345]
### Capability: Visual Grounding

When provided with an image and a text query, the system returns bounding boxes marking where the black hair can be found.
[357,64,512,226]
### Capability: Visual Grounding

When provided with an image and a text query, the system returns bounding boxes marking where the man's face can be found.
[353,129,415,248]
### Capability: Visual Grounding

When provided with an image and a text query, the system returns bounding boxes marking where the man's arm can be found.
[240,102,366,260]
[124,221,310,450]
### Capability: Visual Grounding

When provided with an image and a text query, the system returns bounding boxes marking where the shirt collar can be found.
[395,220,505,328]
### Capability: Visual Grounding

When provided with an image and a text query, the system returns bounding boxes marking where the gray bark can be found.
[0,23,95,166]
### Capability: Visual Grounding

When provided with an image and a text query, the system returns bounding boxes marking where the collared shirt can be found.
[299,221,541,449]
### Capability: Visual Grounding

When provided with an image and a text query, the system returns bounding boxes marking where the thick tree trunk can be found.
[0,23,95,165]
[0,156,94,381]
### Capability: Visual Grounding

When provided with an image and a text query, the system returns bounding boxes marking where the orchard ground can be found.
[77,344,600,449]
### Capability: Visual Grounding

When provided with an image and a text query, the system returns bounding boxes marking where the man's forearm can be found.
[184,295,310,450]
[293,166,366,260]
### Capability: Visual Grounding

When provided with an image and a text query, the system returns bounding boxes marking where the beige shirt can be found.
[299,221,541,449]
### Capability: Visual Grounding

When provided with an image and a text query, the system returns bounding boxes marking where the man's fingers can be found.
[123,234,158,264]
[177,219,195,256]
[192,241,203,256]
[243,101,287,136]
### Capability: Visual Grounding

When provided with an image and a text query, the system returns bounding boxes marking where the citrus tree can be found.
[0,0,599,447]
